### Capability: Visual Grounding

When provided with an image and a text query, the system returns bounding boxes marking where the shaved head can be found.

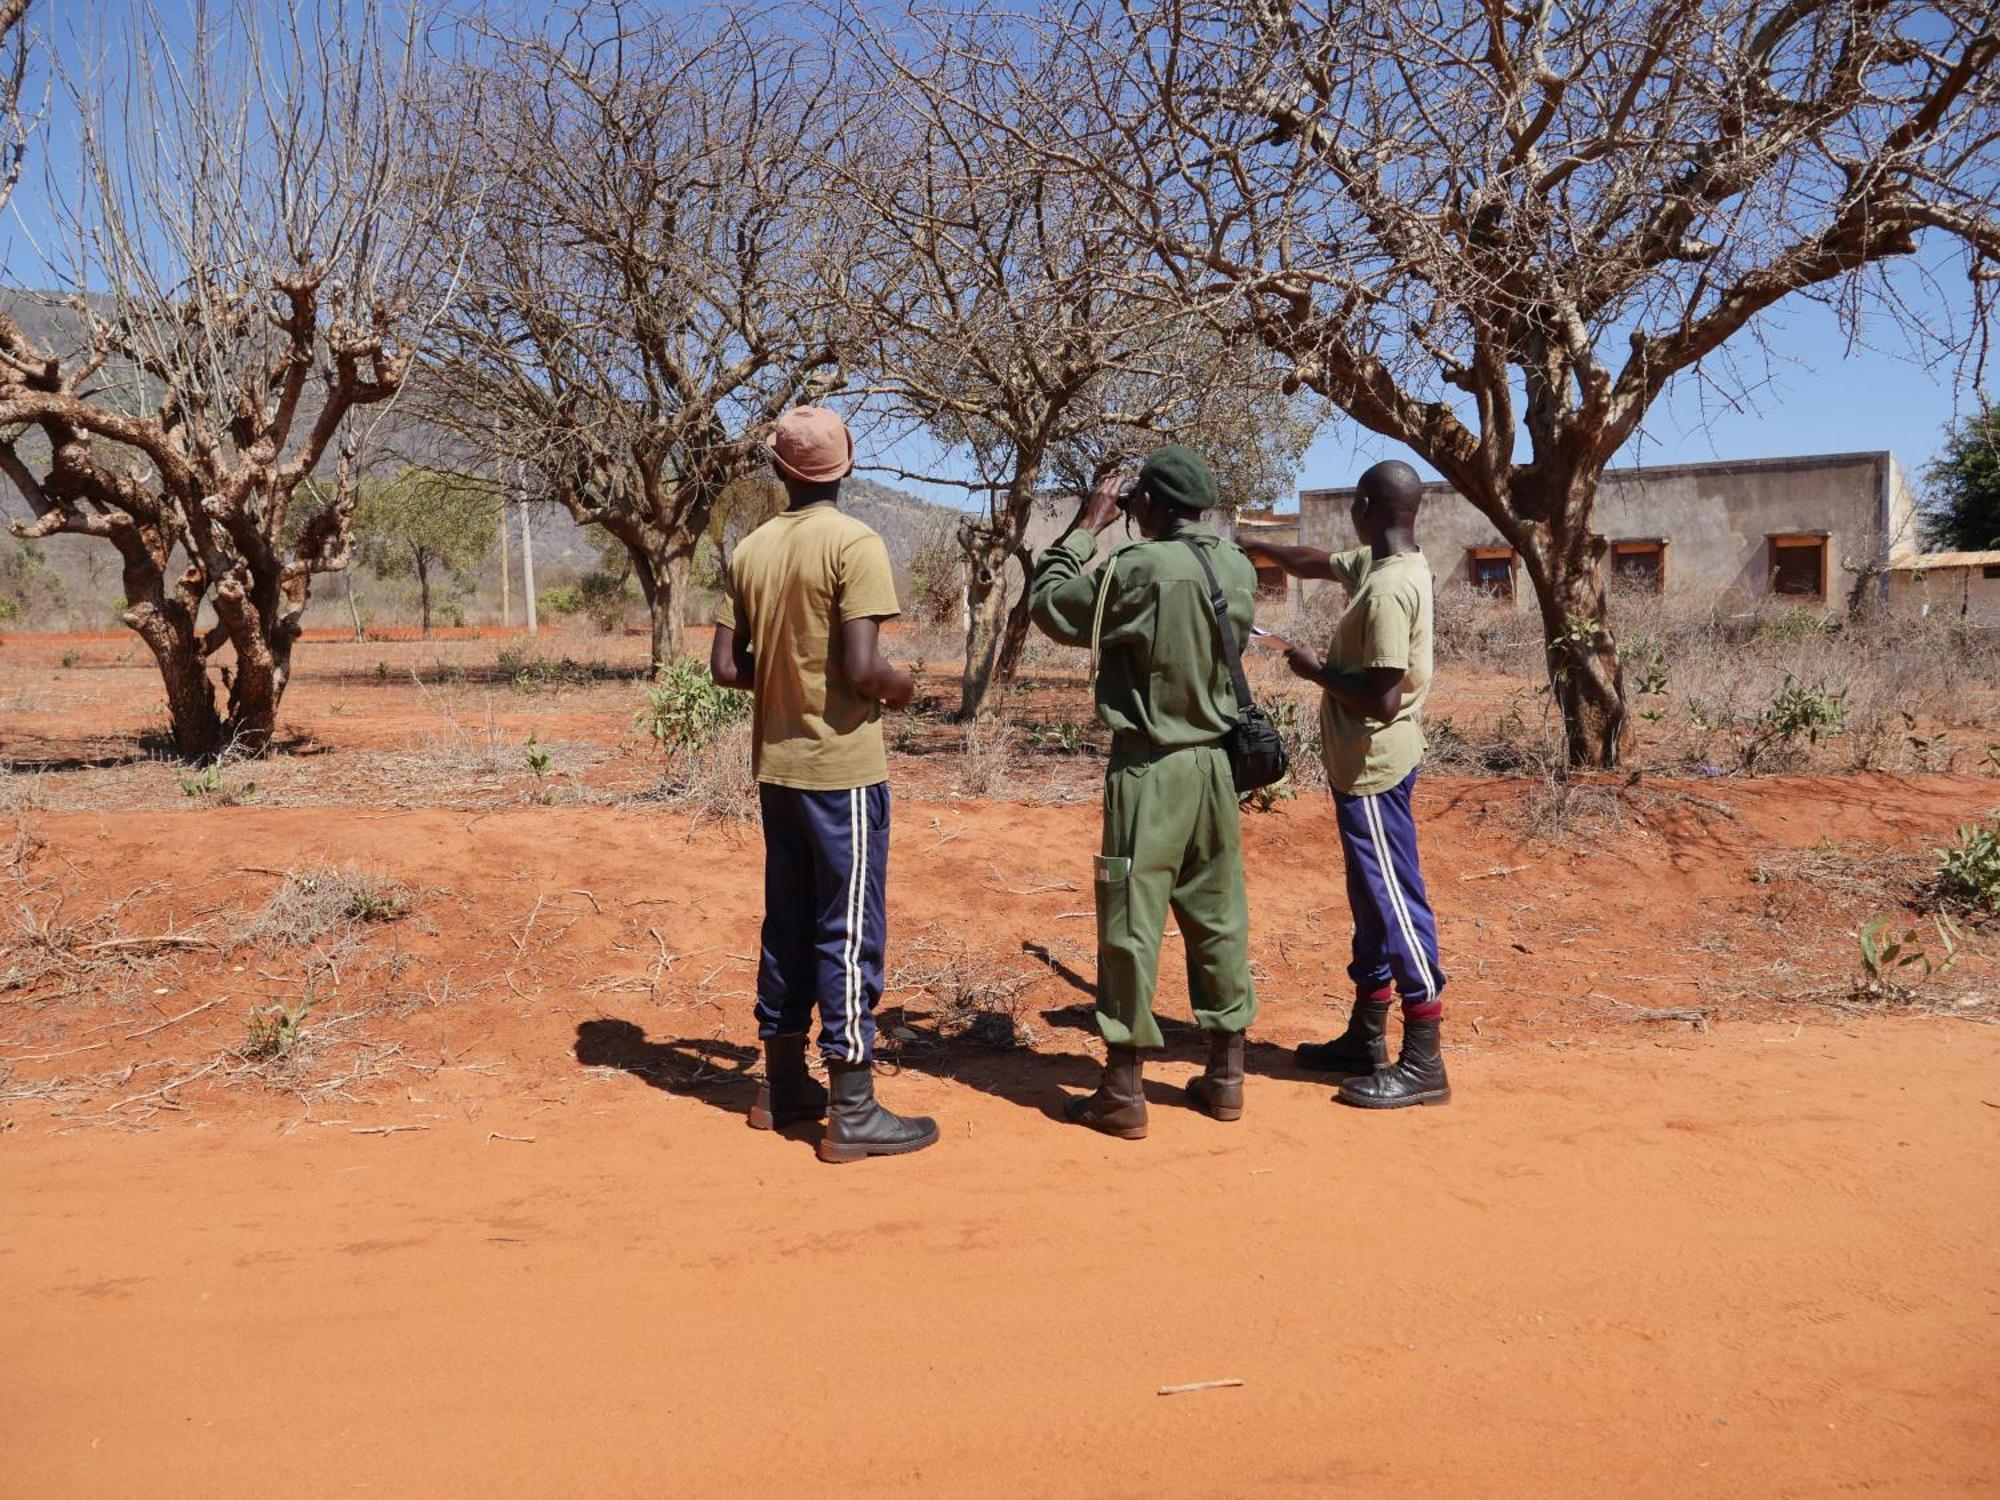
[1357,460,1424,520]
[1349,459,1424,553]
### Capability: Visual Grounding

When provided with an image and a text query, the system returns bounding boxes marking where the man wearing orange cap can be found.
[710,406,939,1163]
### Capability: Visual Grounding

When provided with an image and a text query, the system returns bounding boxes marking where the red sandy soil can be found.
[1,632,1996,1494]
[5,1019,1995,1498]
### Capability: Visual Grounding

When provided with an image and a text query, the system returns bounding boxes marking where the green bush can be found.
[1938,822,2000,914]
[540,585,583,617]
[635,656,747,753]
[575,570,634,633]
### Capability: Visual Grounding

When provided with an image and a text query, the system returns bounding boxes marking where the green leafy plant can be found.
[1027,719,1088,755]
[1740,675,1846,770]
[523,733,555,804]
[539,585,583,618]
[241,999,314,1063]
[574,569,634,633]
[1855,914,1963,1002]
[635,656,748,754]
[1937,821,2000,915]
[180,766,222,798]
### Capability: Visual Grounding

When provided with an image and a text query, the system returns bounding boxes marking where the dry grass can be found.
[245,863,412,948]
[887,926,1039,1047]
[634,716,758,824]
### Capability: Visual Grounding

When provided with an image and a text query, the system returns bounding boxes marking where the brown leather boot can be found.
[1186,1030,1245,1121]
[747,1033,827,1130]
[1294,994,1392,1074]
[1337,1019,1450,1109]
[1065,1045,1148,1139]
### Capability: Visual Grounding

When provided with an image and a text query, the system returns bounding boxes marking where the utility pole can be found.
[519,501,539,635]
[499,501,512,628]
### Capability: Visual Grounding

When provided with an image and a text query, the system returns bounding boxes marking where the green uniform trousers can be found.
[1093,740,1257,1050]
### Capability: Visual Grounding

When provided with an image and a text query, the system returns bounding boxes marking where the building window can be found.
[1468,546,1516,602]
[1983,564,2000,581]
[1769,534,1828,598]
[1610,539,1667,593]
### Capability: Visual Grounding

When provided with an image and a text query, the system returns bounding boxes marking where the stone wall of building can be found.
[1297,451,1916,614]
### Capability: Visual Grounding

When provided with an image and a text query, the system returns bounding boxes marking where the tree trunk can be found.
[956,531,1014,720]
[993,582,1034,684]
[1520,527,1629,770]
[224,622,295,757]
[416,555,433,636]
[130,609,225,760]
[630,546,688,673]
[956,466,1040,721]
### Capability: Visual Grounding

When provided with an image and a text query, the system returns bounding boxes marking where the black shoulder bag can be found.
[1179,537,1291,794]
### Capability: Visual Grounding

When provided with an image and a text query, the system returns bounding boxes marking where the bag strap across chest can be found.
[1177,536,1254,714]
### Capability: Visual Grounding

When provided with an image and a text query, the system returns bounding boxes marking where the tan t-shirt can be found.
[720,504,901,791]
[1317,548,1433,796]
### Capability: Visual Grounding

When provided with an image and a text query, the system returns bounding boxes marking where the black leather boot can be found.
[1337,1019,1450,1109]
[747,1032,827,1131]
[1064,1045,1148,1139]
[818,1058,940,1163]
[1295,995,1391,1074]
[1186,1031,1245,1122]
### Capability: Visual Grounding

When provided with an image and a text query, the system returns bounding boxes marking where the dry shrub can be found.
[247,863,412,947]
[641,716,757,824]
[956,707,1018,797]
[890,927,1038,1046]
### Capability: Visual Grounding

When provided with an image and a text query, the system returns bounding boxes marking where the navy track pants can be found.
[755,781,889,1064]
[1333,768,1447,1020]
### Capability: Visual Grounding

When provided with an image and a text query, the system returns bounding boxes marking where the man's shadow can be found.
[573,938,1342,1132]
[573,1018,814,1135]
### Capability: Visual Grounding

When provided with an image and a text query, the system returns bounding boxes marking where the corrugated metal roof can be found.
[1887,550,2000,571]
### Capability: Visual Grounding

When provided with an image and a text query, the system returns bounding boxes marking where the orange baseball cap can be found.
[765,406,854,484]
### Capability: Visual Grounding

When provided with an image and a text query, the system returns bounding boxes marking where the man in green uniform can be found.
[1029,445,1260,1139]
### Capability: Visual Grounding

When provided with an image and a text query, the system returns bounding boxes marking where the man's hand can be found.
[1075,471,1129,536]
[1283,642,1325,684]
[878,669,916,711]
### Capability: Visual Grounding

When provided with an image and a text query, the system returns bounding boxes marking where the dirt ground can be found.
[2,628,1996,1497]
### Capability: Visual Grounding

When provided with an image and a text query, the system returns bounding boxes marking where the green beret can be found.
[1137,444,1218,512]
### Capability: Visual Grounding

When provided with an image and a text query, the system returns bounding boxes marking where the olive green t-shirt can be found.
[1318,548,1433,796]
[719,504,901,791]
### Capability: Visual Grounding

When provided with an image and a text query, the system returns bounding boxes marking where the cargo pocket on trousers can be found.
[1094,854,1131,947]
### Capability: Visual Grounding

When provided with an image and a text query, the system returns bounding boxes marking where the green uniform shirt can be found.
[1318,547,1434,796]
[1030,526,1257,749]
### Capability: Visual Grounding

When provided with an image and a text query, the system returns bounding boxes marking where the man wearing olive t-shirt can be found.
[1241,459,1452,1109]
[710,406,940,1163]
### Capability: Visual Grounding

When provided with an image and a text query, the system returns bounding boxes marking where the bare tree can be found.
[411,6,868,670]
[846,30,1319,718]
[0,0,33,219]
[943,0,2000,765]
[0,0,453,757]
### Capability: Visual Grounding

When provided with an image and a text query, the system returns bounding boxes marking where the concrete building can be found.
[1887,549,2000,624]
[1296,451,1919,613]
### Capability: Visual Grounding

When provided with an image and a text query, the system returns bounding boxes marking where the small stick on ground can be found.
[350,1123,430,1136]
[1158,1378,1245,1396]
[486,1131,536,1144]
[123,995,229,1040]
